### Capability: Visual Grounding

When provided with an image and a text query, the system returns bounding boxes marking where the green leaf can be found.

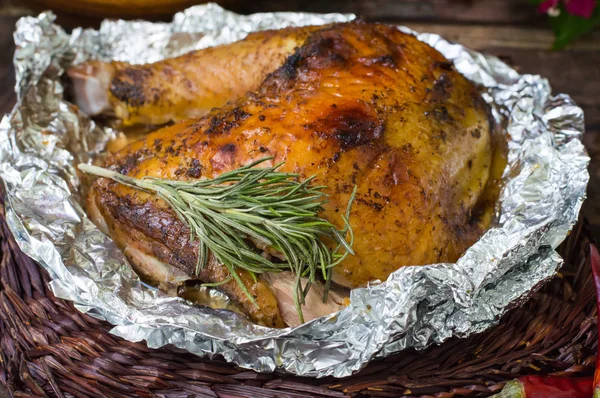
[490,380,526,398]
[549,4,600,49]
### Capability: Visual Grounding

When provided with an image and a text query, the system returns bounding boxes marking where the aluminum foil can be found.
[0,4,589,378]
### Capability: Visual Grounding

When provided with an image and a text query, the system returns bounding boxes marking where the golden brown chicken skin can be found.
[87,22,492,327]
[68,26,321,126]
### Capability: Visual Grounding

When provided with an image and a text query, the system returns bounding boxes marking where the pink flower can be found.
[538,0,597,18]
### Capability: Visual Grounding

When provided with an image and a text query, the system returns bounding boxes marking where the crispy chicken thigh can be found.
[84,22,492,327]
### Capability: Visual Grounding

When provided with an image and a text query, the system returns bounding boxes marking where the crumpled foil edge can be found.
[0,4,589,378]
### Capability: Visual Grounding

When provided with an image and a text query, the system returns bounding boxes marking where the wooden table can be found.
[0,0,598,234]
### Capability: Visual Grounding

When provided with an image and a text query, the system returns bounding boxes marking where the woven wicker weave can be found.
[0,189,596,397]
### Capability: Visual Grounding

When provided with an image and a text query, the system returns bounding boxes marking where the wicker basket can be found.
[0,189,596,397]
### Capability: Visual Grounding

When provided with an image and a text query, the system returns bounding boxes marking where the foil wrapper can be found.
[0,4,589,378]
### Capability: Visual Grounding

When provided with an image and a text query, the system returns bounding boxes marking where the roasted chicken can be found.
[77,22,493,328]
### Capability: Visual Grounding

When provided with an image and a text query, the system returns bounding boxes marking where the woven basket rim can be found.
[0,205,596,397]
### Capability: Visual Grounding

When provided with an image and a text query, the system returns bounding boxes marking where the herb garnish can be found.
[79,157,355,323]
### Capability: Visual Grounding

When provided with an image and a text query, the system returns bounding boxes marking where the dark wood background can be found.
[0,0,599,238]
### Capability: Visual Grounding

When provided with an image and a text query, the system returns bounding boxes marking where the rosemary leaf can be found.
[79,157,355,323]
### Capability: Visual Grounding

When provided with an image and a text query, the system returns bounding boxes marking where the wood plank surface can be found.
[0,15,15,114]
[0,1,598,237]
[3,0,550,24]
[216,0,547,24]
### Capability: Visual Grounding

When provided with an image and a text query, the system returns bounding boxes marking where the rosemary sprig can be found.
[78,157,355,323]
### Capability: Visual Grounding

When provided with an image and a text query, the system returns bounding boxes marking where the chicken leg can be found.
[68,26,320,126]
